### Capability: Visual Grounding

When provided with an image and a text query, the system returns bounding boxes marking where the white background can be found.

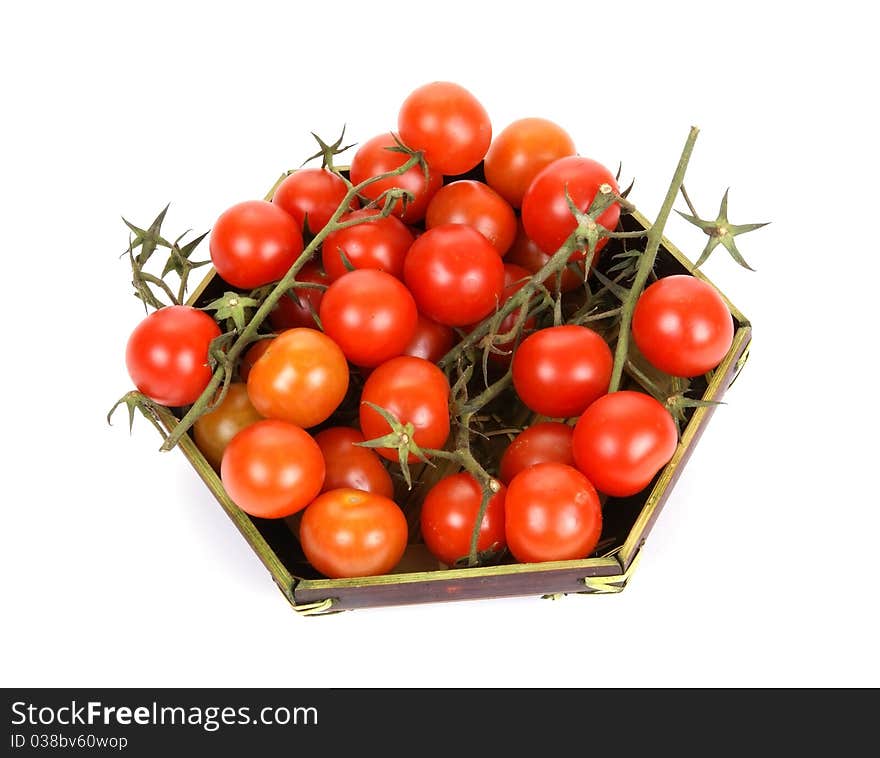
[2,0,878,687]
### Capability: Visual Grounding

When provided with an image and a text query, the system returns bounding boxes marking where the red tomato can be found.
[246,328,349,428]
[268,261,330,331]
[350,132,442,223]
[632,275,735,377]
[272,168,358,235]
[300,488,408,578]
[572,391,678,497]
[125,305,221,407]
[507,219,585,293]
[209,200,304,288]
[314,427,394,498]
[420,473,506,566]
[425,180,516,256]
[319,269,418,368]
[359,356,450,462]
[239,337,273,382]
[521,156,620,258]
[194,383,263,470]
[512,325,612,418]
[484,118,576,208]
[403,224,505,326]
[403,313,454,364]
[505,462,602,563]
[498,422,575,485]
[321,209,414,281]
[398,81,491,175]
[221,419,324,519]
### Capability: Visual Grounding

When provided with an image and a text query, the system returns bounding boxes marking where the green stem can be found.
[608,127,700,393]
[139,272,179,305]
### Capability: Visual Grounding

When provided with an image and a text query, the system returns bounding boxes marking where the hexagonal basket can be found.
[154,206,750,615]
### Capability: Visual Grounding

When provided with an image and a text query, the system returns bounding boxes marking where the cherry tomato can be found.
[194,384,264,470]
[512,325,612,418]
[507,220,585,294]
[425,180,516,256]
[349,132,442,223]
[321,209,414,281]
[314,427,394,498]
[246,328,349,428]
[632,275,735,377]
[209,200,304,288]
[272,168,358,235]
[498,422,574,485]
[221,419,324,519]
[404,224,505,326]
[319,269,417,368]
[484,118,576,208]
[504,462,602,563]
[572,391,678,497]
[268,261,329,331]
[521,156,620,258]
[239,337,273,382]
[420,473,506,566]
[398,81,491,175]
[125,305,221,407]
[299,488,408,578]
[402,313,454,364]
[359,356,450,462]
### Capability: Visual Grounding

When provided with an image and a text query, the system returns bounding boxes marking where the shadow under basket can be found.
[155,208,751,615]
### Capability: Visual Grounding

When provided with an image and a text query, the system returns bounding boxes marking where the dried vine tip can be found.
[122,204,172,265]
[106,391,166,438]
[676,188,769,270]
[599,183,613,194]
[303,126,356,168]
[489,479,502,493]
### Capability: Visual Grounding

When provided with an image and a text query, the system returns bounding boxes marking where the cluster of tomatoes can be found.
[124,82,735,580]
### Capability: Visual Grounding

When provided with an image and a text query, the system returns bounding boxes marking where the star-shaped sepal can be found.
[677,187,769,270]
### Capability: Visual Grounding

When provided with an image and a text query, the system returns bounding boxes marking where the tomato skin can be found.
[209,200,304,288]
[125,305,221,407]
[632,275,735,377]
[402,313,454,364]
[498,422,575,485]
[507,220,585,294]
[359,356,450,462]
[420,473,506,566]
[194,384,263,470]
[299,488,408,578]
[350,133,442,223]
[221,419,325,519]
[239,337,273,382]
[268,261,329,331]
[521,156,620,257]
[512,325,612,418]
[319,269,418,368]
[484,118,576,208]
[314,427,394,498]
[403,224,505,326]
[321,209,414,281]
[425,180,516,256]
[272,168,358,235]
[572,391,678,497]
[246,328,349,428]
[398,81,491,175]
[505,462,602,563]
